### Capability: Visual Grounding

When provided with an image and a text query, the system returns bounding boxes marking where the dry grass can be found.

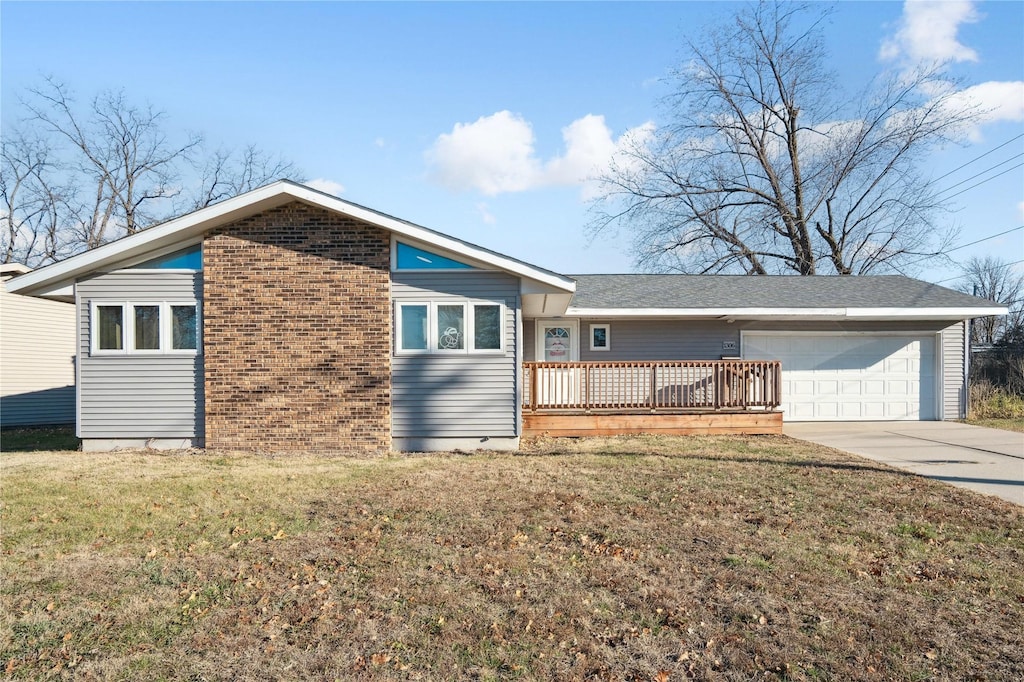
[965,418,1024,433]
[2,435,1022,681]
[969,382,1024,421]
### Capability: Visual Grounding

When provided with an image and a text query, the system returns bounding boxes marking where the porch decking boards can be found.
[523,360,783,437]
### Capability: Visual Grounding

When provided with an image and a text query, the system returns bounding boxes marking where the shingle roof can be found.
[568,274,999,310]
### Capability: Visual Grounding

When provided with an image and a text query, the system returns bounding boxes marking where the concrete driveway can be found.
[784,421,1024,506]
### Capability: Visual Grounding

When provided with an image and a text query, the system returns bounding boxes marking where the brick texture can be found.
[203,202,391,453]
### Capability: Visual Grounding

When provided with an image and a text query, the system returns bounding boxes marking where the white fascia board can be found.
[9,180,576,297]
[844,307,1008,319]
[566,306,1009,320]
[7,186,292,297]
[0,263,31,276]
[567,307,846,318]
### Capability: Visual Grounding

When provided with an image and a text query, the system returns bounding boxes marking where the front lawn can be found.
[2,435,1022,680]
[965,418,1024,433]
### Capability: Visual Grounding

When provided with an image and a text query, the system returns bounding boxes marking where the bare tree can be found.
[955,256,1024,346]
[190,144,300,210]
[591,2,977,275]
[1,78,302,264]
[23,78,203,248]
[0,130,72,265]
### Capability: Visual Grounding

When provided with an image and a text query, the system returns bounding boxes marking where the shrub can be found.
[969,381,1024,420]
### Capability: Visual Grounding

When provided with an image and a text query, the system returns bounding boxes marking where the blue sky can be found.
[2,1,1022,286]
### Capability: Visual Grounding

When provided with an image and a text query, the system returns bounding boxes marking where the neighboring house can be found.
[6,181,1006,452]
[1,264,77,427]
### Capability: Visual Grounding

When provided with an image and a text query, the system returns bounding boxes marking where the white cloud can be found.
[426,111,540,195]
[306,178,345,196]
[946,81,1024,125]
[426,110,653,199]
[880,0,980,64]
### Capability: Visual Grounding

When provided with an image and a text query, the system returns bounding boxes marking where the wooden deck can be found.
[523,410,782,436]
[522,360,783,437]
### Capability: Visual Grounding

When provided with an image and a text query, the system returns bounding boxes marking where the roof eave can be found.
[8,180,576,298]
[566,306,1009,320]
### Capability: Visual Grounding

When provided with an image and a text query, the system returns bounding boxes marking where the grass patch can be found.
[965,417,1024,433]
[1,426,79,452]
[1,434,1022,680]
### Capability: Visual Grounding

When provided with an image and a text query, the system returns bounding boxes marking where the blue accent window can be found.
[131,245,202,270]
[396,242,474,270]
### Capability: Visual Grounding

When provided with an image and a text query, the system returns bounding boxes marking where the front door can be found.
[536,321,579,362]
[535,321,580,405]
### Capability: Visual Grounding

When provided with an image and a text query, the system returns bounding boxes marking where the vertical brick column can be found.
[203,202,391,453]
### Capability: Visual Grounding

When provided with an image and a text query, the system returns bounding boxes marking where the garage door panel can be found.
[744,333,937,422]
[817,403,839,419]
[863,380,885,395]
[839,401,864,417]
[863,402,886,418]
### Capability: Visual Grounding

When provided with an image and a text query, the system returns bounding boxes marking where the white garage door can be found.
[743,333,937,421]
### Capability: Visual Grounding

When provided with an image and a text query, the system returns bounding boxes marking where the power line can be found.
[931,133,1024,184]
[900,224,1024,269]
[940,162,1024,201]
[944,224,1024,254]
[935,258,1024,284]
[934,152,1024,197]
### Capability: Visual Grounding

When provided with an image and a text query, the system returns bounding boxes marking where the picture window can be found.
[396,301,504,354]
[91,301,200,355]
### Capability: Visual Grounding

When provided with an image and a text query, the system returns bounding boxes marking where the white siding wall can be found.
[392,272,519,438]
[941,321,966,420]
[77,271,203,438]
[1,275,76,426]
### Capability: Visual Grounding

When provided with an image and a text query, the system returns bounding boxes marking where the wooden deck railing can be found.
[523,360,782,412]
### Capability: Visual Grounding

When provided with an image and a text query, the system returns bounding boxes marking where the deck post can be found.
[529,363,538,412]
[585,364,591,412]
[650,365,657,413]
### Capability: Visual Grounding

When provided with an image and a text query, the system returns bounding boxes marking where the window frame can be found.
[91,301,201,356]
[434,302,468,354]
[589,323,611,352]
[471,302,504,352]
[167,301,201,352]
[93,303,128,354]
[394,300,505,356]
[392,241,475,271]
[395,302,431,354]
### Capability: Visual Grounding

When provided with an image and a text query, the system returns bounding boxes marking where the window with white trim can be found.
[590,323,610,351]
[91,301,200,355]
[396,301,504,354]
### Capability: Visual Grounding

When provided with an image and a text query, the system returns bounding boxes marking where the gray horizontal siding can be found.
[941,321,966,420]
[524,319,536,360]
[579,319,738,361]
[77,271,204,439]
[391,272,519,438]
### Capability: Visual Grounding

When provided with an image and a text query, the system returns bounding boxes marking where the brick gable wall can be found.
[203,202,391,453]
